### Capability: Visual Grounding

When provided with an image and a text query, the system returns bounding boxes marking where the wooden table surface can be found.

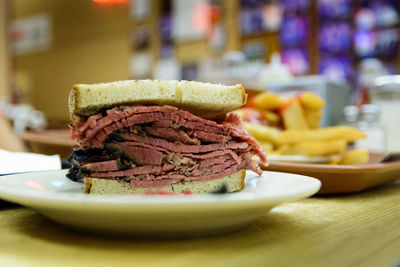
[18,129,75,158]
[19,129,75,147]
[0,181,399,267]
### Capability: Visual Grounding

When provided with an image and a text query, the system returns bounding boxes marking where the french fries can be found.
[282,139,347,157]
[281,99,309,130]
[239,90,368,165]
[243,122,281,144]
[258,141,274,153]
[303,109,323,129]
[337,149,369,165]
[253,92,284,110]
[300,92,326,110]
[299,92,325,129]
[279,126,367,144]
[260,110,280,124]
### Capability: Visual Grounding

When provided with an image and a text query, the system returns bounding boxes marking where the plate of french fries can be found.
[237,91,400,194]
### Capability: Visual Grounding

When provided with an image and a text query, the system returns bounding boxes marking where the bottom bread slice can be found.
[84,169,246,195]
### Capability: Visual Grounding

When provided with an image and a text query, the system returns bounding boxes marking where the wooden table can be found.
[0,181,399,267]
[19,129,75,158]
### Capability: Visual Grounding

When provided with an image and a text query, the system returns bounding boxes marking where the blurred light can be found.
[319,22,351,53]
[355,8,375,30]
[374,75,400,87]
[318,0,351,19]
[319,56,352,82]
[354,30,377,57]
[25,180,45,191]
[192,2,213,33]
[280,15,309,47]
[262,3,282,31]
[92,0,128,5]
[282,49,309,75]
[51,180,64,188]
[374,4,399,27]
[191,2,220,37]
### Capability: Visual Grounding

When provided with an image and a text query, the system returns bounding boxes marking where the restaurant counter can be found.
[0,180,399,267]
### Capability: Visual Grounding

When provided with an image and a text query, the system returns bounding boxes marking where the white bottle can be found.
[356,104,386,152]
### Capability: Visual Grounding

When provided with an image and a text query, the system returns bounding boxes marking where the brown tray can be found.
[265,152,400,194]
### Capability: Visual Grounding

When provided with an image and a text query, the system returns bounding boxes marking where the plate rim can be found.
[265,152,400,194]
[267,159,400,173]
[0,169,321,210]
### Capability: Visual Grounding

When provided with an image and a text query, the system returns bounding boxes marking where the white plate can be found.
[0,170,320,237]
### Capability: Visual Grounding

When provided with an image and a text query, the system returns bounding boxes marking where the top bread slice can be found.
[69,80,247,119]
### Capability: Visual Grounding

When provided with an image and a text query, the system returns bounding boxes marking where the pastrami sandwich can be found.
[67,80,267,194]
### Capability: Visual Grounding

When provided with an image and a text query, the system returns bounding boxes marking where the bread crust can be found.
[239,168,246,190]
[84,169,246,195]
[69,80,247,119]
[84,177,93,194]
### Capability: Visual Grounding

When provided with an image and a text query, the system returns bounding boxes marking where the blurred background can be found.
[1,0,400,155]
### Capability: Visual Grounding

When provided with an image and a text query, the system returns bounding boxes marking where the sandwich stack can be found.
[67,80,267,194]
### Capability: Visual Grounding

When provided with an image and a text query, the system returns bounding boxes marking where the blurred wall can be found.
[0,0,10,98]
[12,0,131,123]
